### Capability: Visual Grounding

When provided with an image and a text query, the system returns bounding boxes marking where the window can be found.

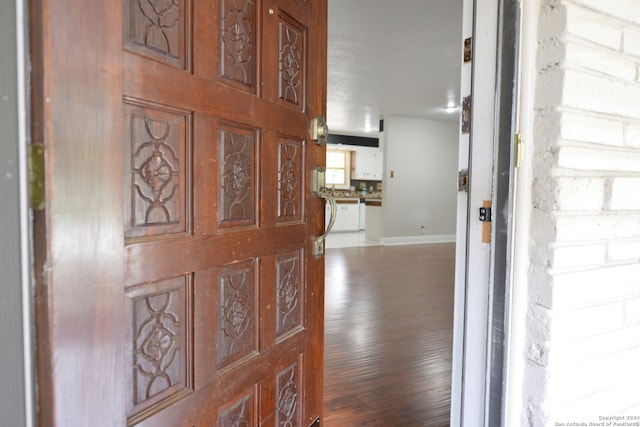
[326,148,350,188]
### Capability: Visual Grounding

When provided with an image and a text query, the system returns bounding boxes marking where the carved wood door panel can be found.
[32,0,327,426]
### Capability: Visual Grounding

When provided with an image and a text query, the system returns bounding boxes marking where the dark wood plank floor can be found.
[323,243,455,427]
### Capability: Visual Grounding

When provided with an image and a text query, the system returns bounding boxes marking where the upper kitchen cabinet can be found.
[352,148,383,181]
[326,134,383,182]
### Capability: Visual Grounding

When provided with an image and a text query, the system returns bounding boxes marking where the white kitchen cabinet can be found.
[325,200,360,231]
[352,149,383,181]
[371,151,383,180]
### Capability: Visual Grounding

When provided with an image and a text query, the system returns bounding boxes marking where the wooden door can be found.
[31,0,327,426]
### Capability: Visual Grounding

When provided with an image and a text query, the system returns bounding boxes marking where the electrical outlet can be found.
[420,226,426,235]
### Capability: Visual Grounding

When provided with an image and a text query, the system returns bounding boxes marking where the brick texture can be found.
[527,0,640,424]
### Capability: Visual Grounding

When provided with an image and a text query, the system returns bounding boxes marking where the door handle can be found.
[314,189,336,258]
[312,166,337,258]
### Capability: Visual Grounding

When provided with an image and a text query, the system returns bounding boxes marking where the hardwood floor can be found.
[323,243,455,427]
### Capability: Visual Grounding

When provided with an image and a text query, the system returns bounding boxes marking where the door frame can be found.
[451,0,520,425]
[0,0,35,425]
[485,0,520,425]
[451,0,499,423]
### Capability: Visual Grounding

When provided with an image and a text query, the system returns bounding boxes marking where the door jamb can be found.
[452,0,521,425]
[452,0,499,424]
[485,0,521,425]
[1,0,35,425]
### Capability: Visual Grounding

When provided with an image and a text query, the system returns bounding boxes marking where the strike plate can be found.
[479,207,492,222]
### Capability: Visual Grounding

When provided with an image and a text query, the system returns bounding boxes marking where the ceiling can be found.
[327,0,464,136]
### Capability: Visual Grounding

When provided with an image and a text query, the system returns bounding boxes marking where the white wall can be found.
[519,0,640,424]
[381,116,458,243]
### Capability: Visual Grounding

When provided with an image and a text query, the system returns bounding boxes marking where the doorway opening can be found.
[323,0,466,424]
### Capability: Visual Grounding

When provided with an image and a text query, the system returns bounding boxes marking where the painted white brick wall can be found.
[610,177,640,210]
[526,0,640,425]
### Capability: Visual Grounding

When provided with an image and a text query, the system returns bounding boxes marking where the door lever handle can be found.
[312,165,336,258]
[313,188,337,259]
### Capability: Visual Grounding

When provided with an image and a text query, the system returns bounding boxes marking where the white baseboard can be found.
[380,234,456,246]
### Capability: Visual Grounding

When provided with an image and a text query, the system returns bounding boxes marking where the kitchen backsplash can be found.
[329,179,383,198]
[351,179,382,192]
[328,190,382,199]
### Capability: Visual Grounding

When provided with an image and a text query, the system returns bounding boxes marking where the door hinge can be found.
[28,143,45,210]
[457,169,469,192]
[514,132,524,168]
[464,37,472,63]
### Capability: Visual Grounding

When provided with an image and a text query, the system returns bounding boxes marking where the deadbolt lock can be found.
[311,115,329,145]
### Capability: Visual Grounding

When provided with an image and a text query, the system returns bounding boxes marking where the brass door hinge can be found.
[514,133,524,168]
[458,169,469,192]
[28,143,45,210]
